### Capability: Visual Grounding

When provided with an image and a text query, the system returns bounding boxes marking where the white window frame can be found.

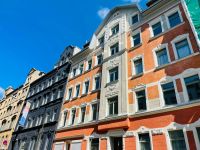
[152,43,171,68]
[69,108,76,126]
[180,70,200,103]
[82,78,90,95]
[133,85,148,112]
[131,28,142,48]
[95,53,103,66]
[86,59,92,71]
[159,77,180,107]
[149,17,164,38]
[171,34,193,60]
[92,73,101,91]
[71,66,78,78]
[107,96,118,116]
[110,23,120,36]
[73,83,81,98]
[78,104,87,124]
[131,55,144,76]
[62,110,68,127]
[107,66,119,83]
[89,100,99,121]
[165,6,183,29]
[165,129,190,150]
[130,12,140,26]
[66,86,73,101]
[110,42,119,56]
[78,62,84,75]
[193,126,200,150]
[136,131,153,150]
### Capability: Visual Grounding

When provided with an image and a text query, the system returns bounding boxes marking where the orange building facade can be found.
[54,0,200,150]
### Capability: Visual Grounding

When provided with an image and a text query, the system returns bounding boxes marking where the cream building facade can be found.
[0,68,43,149]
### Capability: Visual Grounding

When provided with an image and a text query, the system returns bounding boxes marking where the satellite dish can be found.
[0,87,5,100]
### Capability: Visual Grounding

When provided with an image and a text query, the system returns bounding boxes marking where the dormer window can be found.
[111,24,119,36]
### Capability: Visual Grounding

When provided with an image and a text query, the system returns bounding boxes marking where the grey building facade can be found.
[9,46,76,150]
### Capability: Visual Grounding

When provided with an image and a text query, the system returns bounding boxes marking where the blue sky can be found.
[0,0,147,90]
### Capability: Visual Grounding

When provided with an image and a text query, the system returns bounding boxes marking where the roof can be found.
[95,3,140,34]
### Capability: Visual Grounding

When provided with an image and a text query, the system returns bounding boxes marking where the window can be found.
[72,68,77,77]
[67,88,72,100]
[152,21,162,36]
[97,54,103,65]
[75,85,80,97]
[71,109,76,125]
[90,139,99,150]
[175,39,191,59]
[87,60,92,70]
[156,48,169,66]
[98,35,104,45]
[132,33,141,47]
[184,75,200,101]
[83,81,90,94]
[197,127,200,142]
[168,130,187,150]
[80,106,86,123]
[109,67,118,82]
[111,24,119,36]
[63,111,68,127]
[51,109,57,122]
[132,14,139,24]
[138,133,151,150]
[133,58,143,75]
[162,82,177,105]
[136,90,147,111]
[79,64,84,74]
[94,76,101,90]
[168,11,182,28]
[45,112,50,123]
[110,43,119,56]
[108,96,118,116]
[91,103,98,121]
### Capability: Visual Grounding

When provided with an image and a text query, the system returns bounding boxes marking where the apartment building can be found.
[0,68,43,149]
[9,46,75,150]
[54,0,200,150]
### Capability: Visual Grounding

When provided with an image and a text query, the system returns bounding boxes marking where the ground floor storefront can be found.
[54,105,200,150]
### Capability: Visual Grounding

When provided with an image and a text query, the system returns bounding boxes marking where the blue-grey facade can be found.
[9,46,75,150]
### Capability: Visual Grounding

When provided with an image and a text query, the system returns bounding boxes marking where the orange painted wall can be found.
[100,138,107,150]
[125,136,136,150]
[152,134,168,150]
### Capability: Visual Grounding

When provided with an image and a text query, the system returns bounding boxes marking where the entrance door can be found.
[111,137,123,150]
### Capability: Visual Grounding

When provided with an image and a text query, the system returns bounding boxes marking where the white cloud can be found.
[0,87,5,100]
[97,8,110,19]
[123,0,141,3]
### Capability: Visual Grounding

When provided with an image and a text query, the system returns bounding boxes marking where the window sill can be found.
[81,93,88,97]
[106,80,119,87]
[131,73,143,79]
[129,43,142,51]
[154,63,170,72]
[91,89,100,93]
[93,64,102,70]
[109,33,119,40]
